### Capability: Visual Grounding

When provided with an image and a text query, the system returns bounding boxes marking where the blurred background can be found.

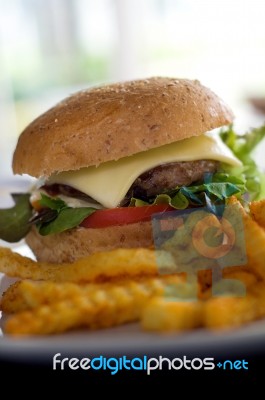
[1,0,265,179]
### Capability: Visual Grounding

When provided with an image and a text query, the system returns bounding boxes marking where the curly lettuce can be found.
[0,194,32,242]
[130,172,244,215]
[220,125,265,200]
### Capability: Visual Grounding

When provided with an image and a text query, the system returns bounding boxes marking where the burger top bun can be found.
[12,77,234,178]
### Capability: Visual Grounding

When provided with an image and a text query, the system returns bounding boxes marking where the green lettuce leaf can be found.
[0,194,32,242]
[37,207,95,236]
[39,194,67,211]
[130,175,243,213]
[35,193,96,235]
[220,125,265,200]
[0,191,97,241]
[167,192,189,209]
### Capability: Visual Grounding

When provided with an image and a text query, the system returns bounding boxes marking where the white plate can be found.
[1,242,265,363]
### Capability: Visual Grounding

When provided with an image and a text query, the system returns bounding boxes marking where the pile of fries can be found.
[1,197,265,336]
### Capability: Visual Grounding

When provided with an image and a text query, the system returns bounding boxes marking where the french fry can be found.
[203,282,265,329]
[222,270,258,288]
[0,247,166,283]
[2,196,265,336]
[141,297,202,332]
[228,197,265,279]
[1,275,185,313]
[198,265,255,299]
[1,280,91,313]
[0,281,22,312]
[3,275,185,334]
[242,213,265,279]
[248,282,265,317]
[199,270,258,301]
[203,295,257,329]
[140,280,265,333]
[250,199,265,229]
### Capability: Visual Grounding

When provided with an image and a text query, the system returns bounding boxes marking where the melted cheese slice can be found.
[48,133,242,208]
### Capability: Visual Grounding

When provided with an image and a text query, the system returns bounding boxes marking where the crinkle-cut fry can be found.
[141,297,202,332]
[4,275,184,334]
[1,275,184,314]
[0,247,163,283]
[250,199,265,229]
[1,280,88,313]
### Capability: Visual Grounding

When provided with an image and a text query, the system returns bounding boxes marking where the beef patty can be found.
[127,160,219,199]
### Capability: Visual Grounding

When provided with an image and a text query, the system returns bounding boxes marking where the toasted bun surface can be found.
[26,222,154,263]
[13,77,233,177]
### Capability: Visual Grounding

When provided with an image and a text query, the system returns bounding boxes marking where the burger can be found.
[1,77,264,262]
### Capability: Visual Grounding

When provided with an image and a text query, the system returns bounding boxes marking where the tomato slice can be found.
[80,204,174,229]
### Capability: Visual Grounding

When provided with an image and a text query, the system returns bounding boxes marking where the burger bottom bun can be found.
[26,222,154,263]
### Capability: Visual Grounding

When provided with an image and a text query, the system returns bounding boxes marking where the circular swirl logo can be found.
[192,214,235,259]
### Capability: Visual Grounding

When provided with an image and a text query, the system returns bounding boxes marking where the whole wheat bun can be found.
[26,222,153,263]
[13,77,233,177]
[18,77,233,263]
